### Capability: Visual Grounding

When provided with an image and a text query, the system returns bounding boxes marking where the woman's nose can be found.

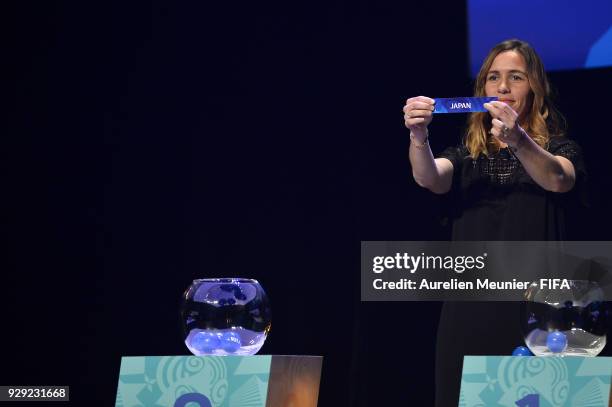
[498,79,510,93]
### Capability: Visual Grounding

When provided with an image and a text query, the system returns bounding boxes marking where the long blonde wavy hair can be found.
[466,39,566,158]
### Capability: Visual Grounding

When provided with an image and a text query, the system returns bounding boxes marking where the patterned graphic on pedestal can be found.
[115,355,272,407]
[460,356,612,407]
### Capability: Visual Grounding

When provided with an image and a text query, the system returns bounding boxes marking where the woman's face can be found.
[484,50,533,120]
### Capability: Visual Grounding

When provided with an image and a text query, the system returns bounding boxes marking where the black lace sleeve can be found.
[437,145,467,170]
[548,137,586,175]
[548,136,588,206]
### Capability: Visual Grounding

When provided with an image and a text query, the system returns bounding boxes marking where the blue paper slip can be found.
[433,97,498,113]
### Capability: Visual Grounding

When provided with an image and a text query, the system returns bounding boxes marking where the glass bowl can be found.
[521,280,608,356]
[181,278,271,356]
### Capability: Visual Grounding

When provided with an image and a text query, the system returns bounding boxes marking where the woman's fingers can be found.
[490,100,516,115]
[405,117,426,126]
[492,118,505,129]
[485,101,517,122]
[403,100,434,119]
[490,117,524,147]
[403,101,434,112]
[483,102,500,117]
[404,109,432,129]
[404,96,435,130]
[490,118,504,138]
[486,101,519,141]
[406,109,433,118]
[406,96,435,105]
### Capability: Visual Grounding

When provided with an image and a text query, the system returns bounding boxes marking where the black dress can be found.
[433,136,587,407]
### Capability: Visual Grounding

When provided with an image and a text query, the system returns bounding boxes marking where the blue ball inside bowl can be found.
[546,331,568,353]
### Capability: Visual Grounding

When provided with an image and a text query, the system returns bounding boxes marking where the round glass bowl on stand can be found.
[181,278,271,356]
[521,280,608,357]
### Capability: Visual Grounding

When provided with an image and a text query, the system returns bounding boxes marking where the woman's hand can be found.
[484,101,526,150]
[403,96,435,141]
[484,100,576,192]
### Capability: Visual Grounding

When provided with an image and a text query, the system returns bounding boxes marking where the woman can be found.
[404,39,586,406]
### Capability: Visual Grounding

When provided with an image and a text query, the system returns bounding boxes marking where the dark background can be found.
[3,1,612,406]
